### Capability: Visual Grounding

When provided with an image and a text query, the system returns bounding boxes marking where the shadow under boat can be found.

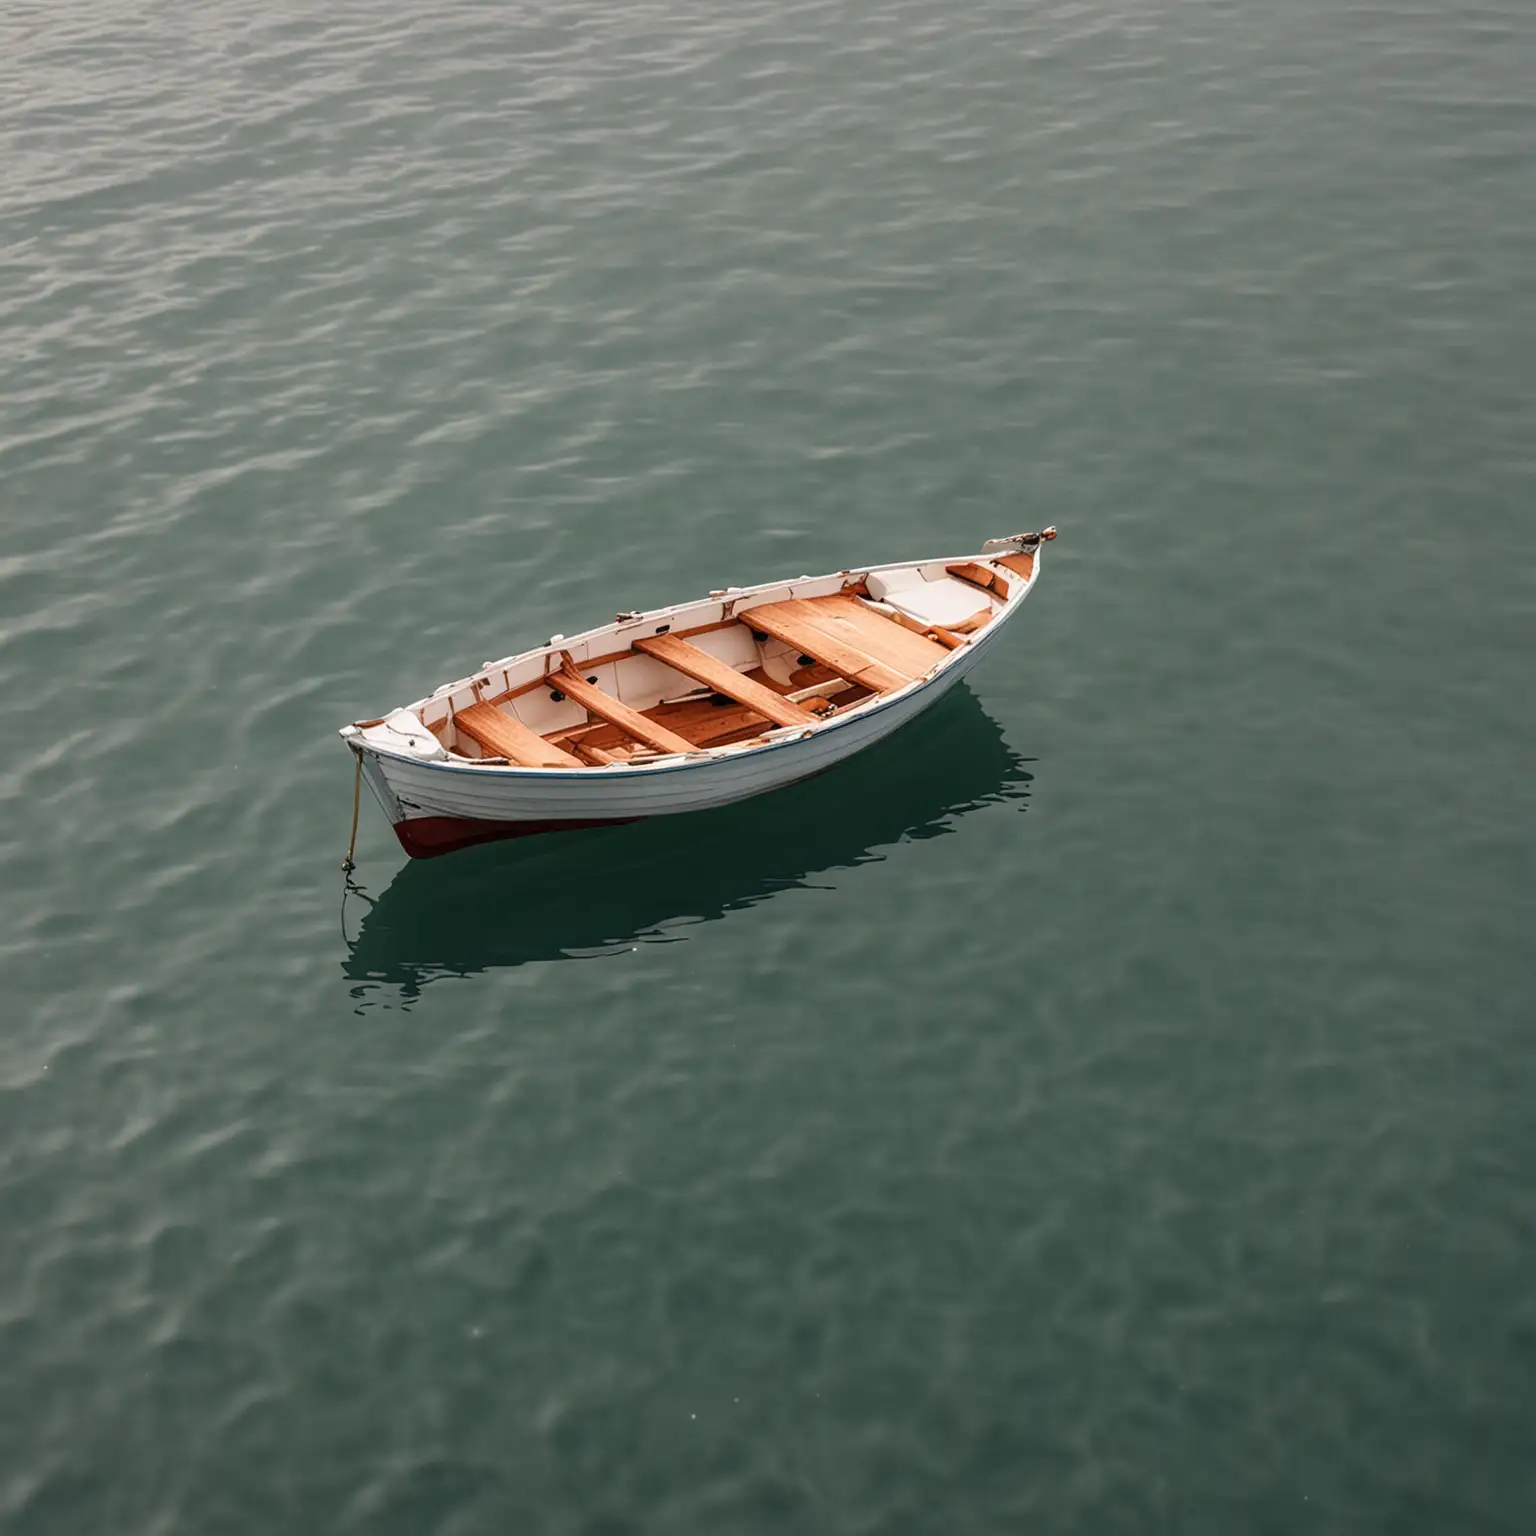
[341,684,1033,1000]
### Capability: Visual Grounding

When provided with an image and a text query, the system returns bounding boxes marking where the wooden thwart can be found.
[555,666,699,756]
[744,602,911,694]
[453,702,583,768]
[807,596,952,675]
[994,550,1035,579]
[635,633,816,729]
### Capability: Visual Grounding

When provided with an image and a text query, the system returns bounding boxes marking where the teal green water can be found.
[3,2,1534,1531]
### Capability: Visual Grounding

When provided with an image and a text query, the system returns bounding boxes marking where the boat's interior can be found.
[392,552,1037,768]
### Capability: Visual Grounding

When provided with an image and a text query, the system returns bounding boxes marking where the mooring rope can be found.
[342,748,362,873]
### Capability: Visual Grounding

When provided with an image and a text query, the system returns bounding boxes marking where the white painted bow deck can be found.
[340,533,1053,858]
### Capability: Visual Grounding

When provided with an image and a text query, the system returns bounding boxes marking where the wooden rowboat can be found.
[339,529,1055,859]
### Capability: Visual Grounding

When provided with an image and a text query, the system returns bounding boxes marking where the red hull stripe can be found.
[393,814,639,859]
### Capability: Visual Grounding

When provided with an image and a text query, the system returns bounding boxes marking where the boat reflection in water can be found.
[342,686,1031,1004]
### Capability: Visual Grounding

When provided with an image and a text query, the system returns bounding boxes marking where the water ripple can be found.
[2,0,1533,1531]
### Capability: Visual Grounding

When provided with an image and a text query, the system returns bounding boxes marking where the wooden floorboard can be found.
[745,662,846,694]
[566,696,768,754]
[552,675,871,762]
[654,697,773,747]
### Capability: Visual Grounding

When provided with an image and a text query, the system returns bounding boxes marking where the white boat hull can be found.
[341,541,1048,857]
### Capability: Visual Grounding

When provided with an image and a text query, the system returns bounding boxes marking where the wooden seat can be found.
[743,602,910,693]
[745,597,950,694]
[804,596,952,675]
[635,633,817,729]
[555,666,699,756]
[453,702,583,768]
[993,550,1035,579]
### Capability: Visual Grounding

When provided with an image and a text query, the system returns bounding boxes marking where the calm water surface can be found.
[2,1,1533,1531]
